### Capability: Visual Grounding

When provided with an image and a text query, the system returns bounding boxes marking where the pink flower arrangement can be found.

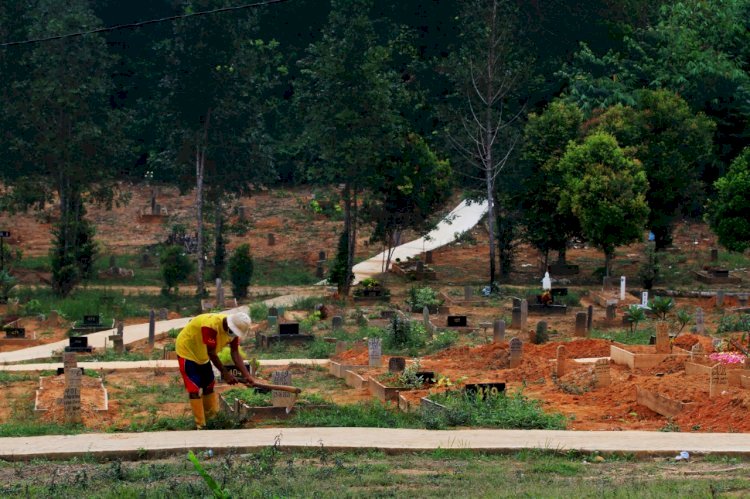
[708,352,747,365]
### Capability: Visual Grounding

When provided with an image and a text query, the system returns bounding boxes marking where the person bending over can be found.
[175,312,254,429]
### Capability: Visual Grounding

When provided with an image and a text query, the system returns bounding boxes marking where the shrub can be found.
[160,245,193,294]
[228,243,253,299]
[406,286,443,310]
[384,315,427,352]
[648,296,674,320]
[0,270,17,300]
[638,243,660,289]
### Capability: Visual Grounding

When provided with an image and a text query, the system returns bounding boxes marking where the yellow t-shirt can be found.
[175,313,236,364]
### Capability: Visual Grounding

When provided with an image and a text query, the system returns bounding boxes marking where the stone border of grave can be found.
[33,376,109,413]
[217,393,330,422]
[635,386,694,418]
[610,343,691,370]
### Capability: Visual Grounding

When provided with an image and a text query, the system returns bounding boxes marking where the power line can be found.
[0,0,290,48]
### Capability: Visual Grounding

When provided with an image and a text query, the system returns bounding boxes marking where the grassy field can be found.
[0,449,747,497]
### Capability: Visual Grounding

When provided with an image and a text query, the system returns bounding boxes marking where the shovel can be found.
[240,378,301,414]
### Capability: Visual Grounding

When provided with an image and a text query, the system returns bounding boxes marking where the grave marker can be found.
[690,342,705,361]
[556,345,566,378]
[368,338,382,367]
[574,312,587,337]
[447,315,467,328]
[267,233,275,246]
[709,364,728,398]
[65,336,92,353]
[388,357,406,373]
[641,291,649,308]
[4,327,25,338]
[335,341,347,355]
[425,250,433,264]
[464,383,505,397]
[319,251,326,261]
[158,308,168,321]
[63,352,77,371]
[415,261,424,274]
[332,316,343,330]
[509,337,522,368]
[655,322,670,353]
[64,367,82,424]
[271,371,294,407]
[316,262,324,279]
[464,286,473,301]
[606,304,617,321]
[520,300,528,331]
[493,319,505,343]
[587,305,593,331]
[695,307,705,335]
[279,323,300,335]
[716,290,724,307]
[148,309,155,348]
[511,306,521,329]
[47,310,59,326]
[593,359,611,388]
[268,307,278,317]
[83,314,100,326]
[710,248,718,262]
[620,276,626,300]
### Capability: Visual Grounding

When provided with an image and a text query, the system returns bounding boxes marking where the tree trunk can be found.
[340,184,353,297]
[557,247,567,264]
[483,0,498,286]
[604,251,612,278]
[195,109,211,297]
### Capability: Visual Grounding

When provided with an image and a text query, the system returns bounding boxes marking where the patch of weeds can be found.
[249,303,268,322]
[590,327,653,345]
[421,390,566,430]
[289,401,421,428]
[659,419,681,432]
[305,339,335,359]
[0,421,84,437]
[0,372,33,385]
[527,460,583,476]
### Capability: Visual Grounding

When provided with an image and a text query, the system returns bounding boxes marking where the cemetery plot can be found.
[34,374,109,420]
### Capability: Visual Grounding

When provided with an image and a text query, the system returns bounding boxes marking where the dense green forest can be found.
[1,0,748,295]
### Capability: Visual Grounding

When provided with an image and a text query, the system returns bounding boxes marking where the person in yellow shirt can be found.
[175,311,254,429]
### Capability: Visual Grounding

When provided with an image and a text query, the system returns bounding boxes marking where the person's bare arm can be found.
[208,346,238,385]
[230,343,257,386]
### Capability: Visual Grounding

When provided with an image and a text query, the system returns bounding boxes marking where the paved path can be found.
[1,428,748,461]
[0,359,329,372]
[0,290,331,365]
[351,199,488,284]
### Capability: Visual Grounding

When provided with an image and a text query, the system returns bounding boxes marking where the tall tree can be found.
[445,0,527,286]
[296,0,410,295]
[1,0,127,296]
[517,100,584,269]
[706,148,750,253]
[364,134,453,271]
[559,133,649,276]
[587,90,716,249]
[159,1,282,296]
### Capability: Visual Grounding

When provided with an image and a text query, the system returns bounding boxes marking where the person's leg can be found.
[199,362,219,419]
[178,356,206,429]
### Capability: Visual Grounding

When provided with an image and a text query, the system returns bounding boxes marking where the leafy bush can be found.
[249,302,268,322]
[0,270,17,300]
[384,315,427,352]
[717,314,750,334]
[421,390,566,430]
[160,245,193,294]
[533,321,549,344]
[406,286,443,310]
[228,243,253,299]
[648,296,674,320]
[624,305,646,333]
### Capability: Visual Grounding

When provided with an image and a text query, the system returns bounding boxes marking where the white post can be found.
[620,276,626,301]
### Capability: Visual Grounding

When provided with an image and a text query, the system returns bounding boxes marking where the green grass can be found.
[1,450,748,498]
[0,420,84,437]
[252,257,319,286]
[422,390,567,430]
[0,372,33,384]
[289,400,422,428]
[10,288,199,321]
[590,326,654,345]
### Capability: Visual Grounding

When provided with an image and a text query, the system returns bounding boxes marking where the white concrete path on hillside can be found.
[352,199,488,284]
[0,290,331,365]
[1,428,749,461]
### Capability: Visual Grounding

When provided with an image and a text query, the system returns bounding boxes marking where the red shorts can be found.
[178,356,215,394]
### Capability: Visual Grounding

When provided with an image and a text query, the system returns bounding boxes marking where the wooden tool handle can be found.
[243,379,301,394]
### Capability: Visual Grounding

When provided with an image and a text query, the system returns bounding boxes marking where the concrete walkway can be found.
[1,428,749,461]
[0,290,332,365]
[0,359,329,372]
[351,199,488,284]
